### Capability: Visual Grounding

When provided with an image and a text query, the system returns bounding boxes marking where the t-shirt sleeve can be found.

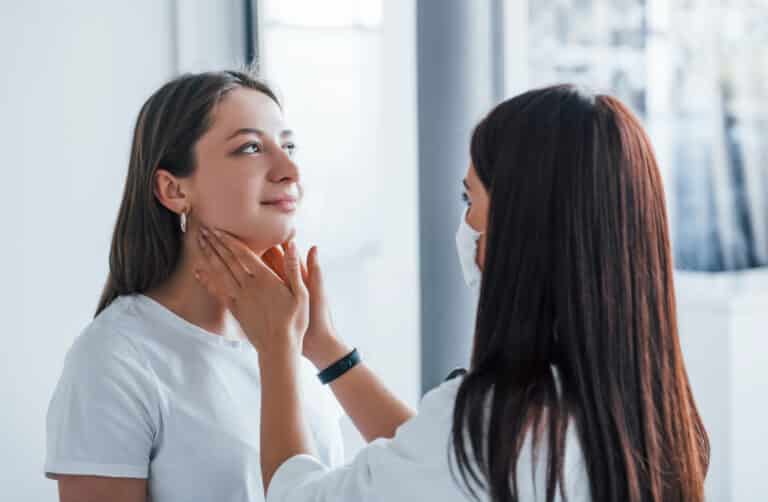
[45,328,161,479]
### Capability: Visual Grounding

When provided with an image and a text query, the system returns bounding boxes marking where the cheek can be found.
[477,233,486,269]
[194,172,296,245]
[477,196,490,229]
[199,175,264,221]
[190,166,263,229]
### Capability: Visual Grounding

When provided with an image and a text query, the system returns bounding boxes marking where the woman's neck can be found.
[145,244,230,336]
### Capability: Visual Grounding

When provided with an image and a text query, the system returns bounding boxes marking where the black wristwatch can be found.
[317,348,361,384]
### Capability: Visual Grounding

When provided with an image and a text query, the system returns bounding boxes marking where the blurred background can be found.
[1,0,766,500]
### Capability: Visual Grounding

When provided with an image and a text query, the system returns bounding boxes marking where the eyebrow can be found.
[226,128,294,140]
[462,179,470,190]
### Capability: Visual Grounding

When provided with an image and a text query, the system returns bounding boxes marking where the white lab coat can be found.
[266,374,591,502]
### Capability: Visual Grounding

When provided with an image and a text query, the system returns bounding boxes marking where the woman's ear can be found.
[153,168,190,214]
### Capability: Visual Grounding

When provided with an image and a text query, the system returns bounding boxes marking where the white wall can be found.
[173,0,247,73]
[0,1,174,498]
[676,270,768,501]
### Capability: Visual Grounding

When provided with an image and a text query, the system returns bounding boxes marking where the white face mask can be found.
[455,208,484,289]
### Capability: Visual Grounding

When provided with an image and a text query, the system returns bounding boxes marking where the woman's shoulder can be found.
[63,296,153,378]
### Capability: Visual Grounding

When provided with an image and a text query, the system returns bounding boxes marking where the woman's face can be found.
[188,87,300,252]
[462,163,490,269]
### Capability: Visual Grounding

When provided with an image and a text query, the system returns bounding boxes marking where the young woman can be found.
[44,70,354,502]
[196,85,710,501]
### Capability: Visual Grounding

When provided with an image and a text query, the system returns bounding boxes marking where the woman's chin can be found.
[238,223,296,252]
[274,225,297,245]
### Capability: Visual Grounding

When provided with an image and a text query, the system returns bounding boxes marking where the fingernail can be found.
[213,229,222,237]
[200,227,209,236]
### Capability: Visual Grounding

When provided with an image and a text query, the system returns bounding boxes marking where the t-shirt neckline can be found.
[132,294,248,351]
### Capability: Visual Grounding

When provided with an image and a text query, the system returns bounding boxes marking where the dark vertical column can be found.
[416,0,504,393]
[244,0,260,64]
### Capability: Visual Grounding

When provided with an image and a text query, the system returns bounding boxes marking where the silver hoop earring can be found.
[180,210,188,233]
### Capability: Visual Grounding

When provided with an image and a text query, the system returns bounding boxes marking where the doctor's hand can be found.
[261,244,349,369]
[193,227,309,356]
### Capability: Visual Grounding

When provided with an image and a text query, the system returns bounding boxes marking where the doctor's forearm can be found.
[258,348,314,494]
[308,337,415,442]
[333,363,416,442]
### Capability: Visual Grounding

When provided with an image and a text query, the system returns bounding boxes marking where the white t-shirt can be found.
[266,375,591,502]
[45,294,345,501]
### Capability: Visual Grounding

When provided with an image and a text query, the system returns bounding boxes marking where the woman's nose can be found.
[271,149,300,184]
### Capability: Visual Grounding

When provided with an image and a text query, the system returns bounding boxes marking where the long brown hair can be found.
[452,85,709,501]
[95,70,280,316]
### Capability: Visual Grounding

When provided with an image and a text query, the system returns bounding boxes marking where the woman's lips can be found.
[261,199,297,213]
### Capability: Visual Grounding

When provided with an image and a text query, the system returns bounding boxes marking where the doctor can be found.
[194,85,709,502]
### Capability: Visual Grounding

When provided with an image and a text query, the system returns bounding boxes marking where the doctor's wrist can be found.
[305,335,352,371]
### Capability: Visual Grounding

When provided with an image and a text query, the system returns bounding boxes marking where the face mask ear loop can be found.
[456,208,484,289]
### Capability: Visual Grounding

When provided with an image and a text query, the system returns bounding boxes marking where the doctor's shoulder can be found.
[389,370,467,448]
[431,369,586,490]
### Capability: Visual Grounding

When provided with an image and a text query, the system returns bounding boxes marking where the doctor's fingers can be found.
[197,230,243,297]
[194,268,236,310]
[200,227,256,287]
[282,240,308,298]
[205,229,291,291]
[263,246,288,283]
[305,246,327,299]
[278,241,309,285]
[207,227,287,287]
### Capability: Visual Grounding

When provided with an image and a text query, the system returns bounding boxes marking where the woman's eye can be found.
[239,142,262,154]
[461,191,472,206]
[282,142,297,157]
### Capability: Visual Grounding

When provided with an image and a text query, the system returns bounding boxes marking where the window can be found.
[259,0,420,453]
[523,0,768,271]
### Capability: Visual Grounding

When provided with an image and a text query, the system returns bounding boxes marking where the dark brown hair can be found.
[95,70,280,316]
[452,85,709,501]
